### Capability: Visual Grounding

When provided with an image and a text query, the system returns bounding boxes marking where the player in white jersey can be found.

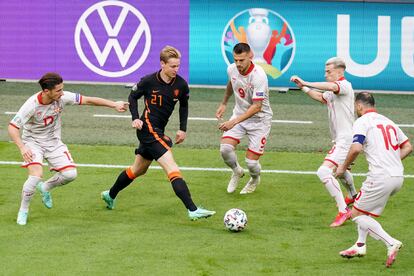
[290,57,357,227]
[336,92,412,268]
[8,72,129,225]
[216,43,273,194]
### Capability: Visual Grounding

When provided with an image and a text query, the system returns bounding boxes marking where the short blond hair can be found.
[325,57,346,70]
[160,46,181,63]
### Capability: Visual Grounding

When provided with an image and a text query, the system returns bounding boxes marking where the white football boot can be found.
[386,240,403,268]
[240,176,260,194]
[339,243,366,258]
[227,167,244,193]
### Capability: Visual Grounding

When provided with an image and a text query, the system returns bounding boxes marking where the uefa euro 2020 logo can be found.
[222,8,295,79]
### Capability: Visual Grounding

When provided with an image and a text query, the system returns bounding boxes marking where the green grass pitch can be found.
[0,82,413,274]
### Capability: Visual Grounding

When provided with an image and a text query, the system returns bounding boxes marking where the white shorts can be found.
[22,139,76,171]
[324,142,351,167]
[354,176,403,217]
[222,118,271,155]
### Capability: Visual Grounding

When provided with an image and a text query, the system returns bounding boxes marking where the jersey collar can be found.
[37,92,45,105]
[156,70,176,86]
[241,62,255,76]
[337,76,345,81]
[365,108,377,114]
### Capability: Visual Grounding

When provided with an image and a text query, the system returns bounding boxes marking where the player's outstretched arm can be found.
[290,75,325,103]
[82,96,129,112]
[304,81,338,93]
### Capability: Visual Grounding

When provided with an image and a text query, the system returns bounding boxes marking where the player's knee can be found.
[137,167,148,177]
[316,166,333,182]
[245,158,261,175]
[220,143,235,158]
[23,175,42,193]
[61,169,77,183]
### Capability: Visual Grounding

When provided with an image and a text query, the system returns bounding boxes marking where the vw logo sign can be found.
[74,1,151,77]
[222,8,296,79]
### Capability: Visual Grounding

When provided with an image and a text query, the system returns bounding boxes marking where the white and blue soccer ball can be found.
[224,208,247,232]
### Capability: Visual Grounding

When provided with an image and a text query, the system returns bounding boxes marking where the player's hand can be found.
[290,75,305,88]
[215,103,226,119]
[335,164,346,178]
[20,146,33,163]
[132,119,143,130]
[114,101,129,112]
[175,130,186,144]
[218,119,236,132]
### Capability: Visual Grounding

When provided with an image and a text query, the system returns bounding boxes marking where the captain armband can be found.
[353,134,365,144]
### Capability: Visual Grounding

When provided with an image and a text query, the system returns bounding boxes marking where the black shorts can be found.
[135,135,173,161]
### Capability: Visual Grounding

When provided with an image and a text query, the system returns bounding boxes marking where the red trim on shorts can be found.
[241,63,255,76]
[248,148,263,156]
[333,82,340,94]
[400,139,409,148]
[353,205,380,217]
[253,98,264,101]
[21,162,43,168]
[9,123,20,129]
[50,165,77,172]
[324,158,338,167]
[79,95,83,105]
[222,136,240,143]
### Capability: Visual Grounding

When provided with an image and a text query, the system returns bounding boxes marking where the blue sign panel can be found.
[190,0,414,91]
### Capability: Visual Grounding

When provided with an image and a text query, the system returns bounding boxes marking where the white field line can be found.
[92,114,313,124]
[92,114,414,127]
[5,112,413,127]
[0,160,413,178]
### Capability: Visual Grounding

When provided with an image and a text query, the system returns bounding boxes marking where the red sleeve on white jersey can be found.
[333,82,340,94]
[334,80,351,95]
[9,123,20,129]
[396,125,409,147]
[399,139,409,148]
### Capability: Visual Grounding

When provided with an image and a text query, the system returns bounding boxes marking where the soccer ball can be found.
[223,208,247,232]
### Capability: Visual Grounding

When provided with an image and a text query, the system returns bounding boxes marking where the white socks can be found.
[20,175,41,212]
[354,215,396,247]
[317,166,347,213]
[245,158,261,179]
[220,144,241,172]
[43,169,78,191]
[220,144,261,178]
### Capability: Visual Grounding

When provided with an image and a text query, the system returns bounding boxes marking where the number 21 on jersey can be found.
[151,94,163,106]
